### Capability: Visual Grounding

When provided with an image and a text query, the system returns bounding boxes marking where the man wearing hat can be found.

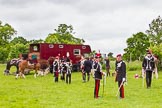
[142,50,155,88]
[53,56,60,82]
[93,54,105,99]
[115,54,126,99]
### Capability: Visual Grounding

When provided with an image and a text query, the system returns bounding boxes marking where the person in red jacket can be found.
[115,54,126,99]
[93,55,105,99]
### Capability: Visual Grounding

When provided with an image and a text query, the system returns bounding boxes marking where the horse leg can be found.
[15,68,20,79]
[41,70,45,76]
[4,69,10,75]
[34,74,37,78]
[22,73,26,78]
[36,70,44,77]
[4,62,11,75]
[34,70,38,78]
[16,67,21,79]
[16,66,19,76]
[36,70,41,77]
[20,71,25,79]
[15,72,19,79]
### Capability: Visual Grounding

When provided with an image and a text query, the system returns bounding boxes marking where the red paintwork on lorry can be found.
[29,43,91,65]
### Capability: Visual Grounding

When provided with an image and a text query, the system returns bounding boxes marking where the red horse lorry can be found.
[28,43,92,71]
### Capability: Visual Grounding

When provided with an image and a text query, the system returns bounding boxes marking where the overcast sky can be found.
[0,0,161,56]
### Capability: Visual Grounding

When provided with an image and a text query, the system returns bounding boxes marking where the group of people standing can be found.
[48,56,72,84]
[94,49,158,99]
[47,49,158,99]
[80,53,126,99]
[80,54,105,98]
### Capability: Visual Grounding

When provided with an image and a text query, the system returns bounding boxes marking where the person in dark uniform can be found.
[80,56,85,82]
[60,60,67,81]
[83,57,92,82]
[48,56,54,73]
[53,56,59,82]
[93,55,105,99]
[105,57,110,77]
[115,54,126,99]
[66,60,72,84]
[142,50,155,88]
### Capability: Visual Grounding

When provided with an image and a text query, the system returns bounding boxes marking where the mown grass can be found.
[0,63,162,108]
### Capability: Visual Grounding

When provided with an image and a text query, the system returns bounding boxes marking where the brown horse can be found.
[16,59,49,79]
[35,59,49,77]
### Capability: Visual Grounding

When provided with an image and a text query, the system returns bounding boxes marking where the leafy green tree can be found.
[0,46,10,63]
[45,33,60,43]
[29,39,44,44]
[107,52,115,61]
[146,16,162,45]
[150,44,162,58]
[0,21,16,46]
[108,52,113,58]
[45,24,83,44]
[149,43,162,69]
[90,50,96,57]
[0,21,16,62]
[124,32,150,61]
[8,43,28,60]
[145,16,162,68]
[10,36,28,45]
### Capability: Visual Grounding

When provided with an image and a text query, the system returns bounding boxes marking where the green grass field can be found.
[0,64,162,108]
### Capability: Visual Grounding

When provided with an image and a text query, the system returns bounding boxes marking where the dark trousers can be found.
[146,70,153,88]
[106,67,110,76]
[50,65,53,73]
[94,79,100,98]
[54,71,59,82]
[118,81,124,98]
[83,72,90,82]
[66,74,71,84]
[61,72,66,81]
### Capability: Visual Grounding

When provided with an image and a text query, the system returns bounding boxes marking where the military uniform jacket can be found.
[93,61,102,80]
[53,61,59,72]
[83,60,92,73]
[66,62,72,74]
[60,63,67,72]
[115,60,126,81]
[142,55,155,71]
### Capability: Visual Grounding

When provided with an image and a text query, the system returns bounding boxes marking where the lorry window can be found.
[33,46,38,51]
[49,44,54,48]
[59,45,64,48]
[74,49,80,55]
[82,46,86,49]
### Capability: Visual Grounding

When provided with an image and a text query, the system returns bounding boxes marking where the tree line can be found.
[0,23,84,63]
[123,16,162,63]
[0,16,162,64]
